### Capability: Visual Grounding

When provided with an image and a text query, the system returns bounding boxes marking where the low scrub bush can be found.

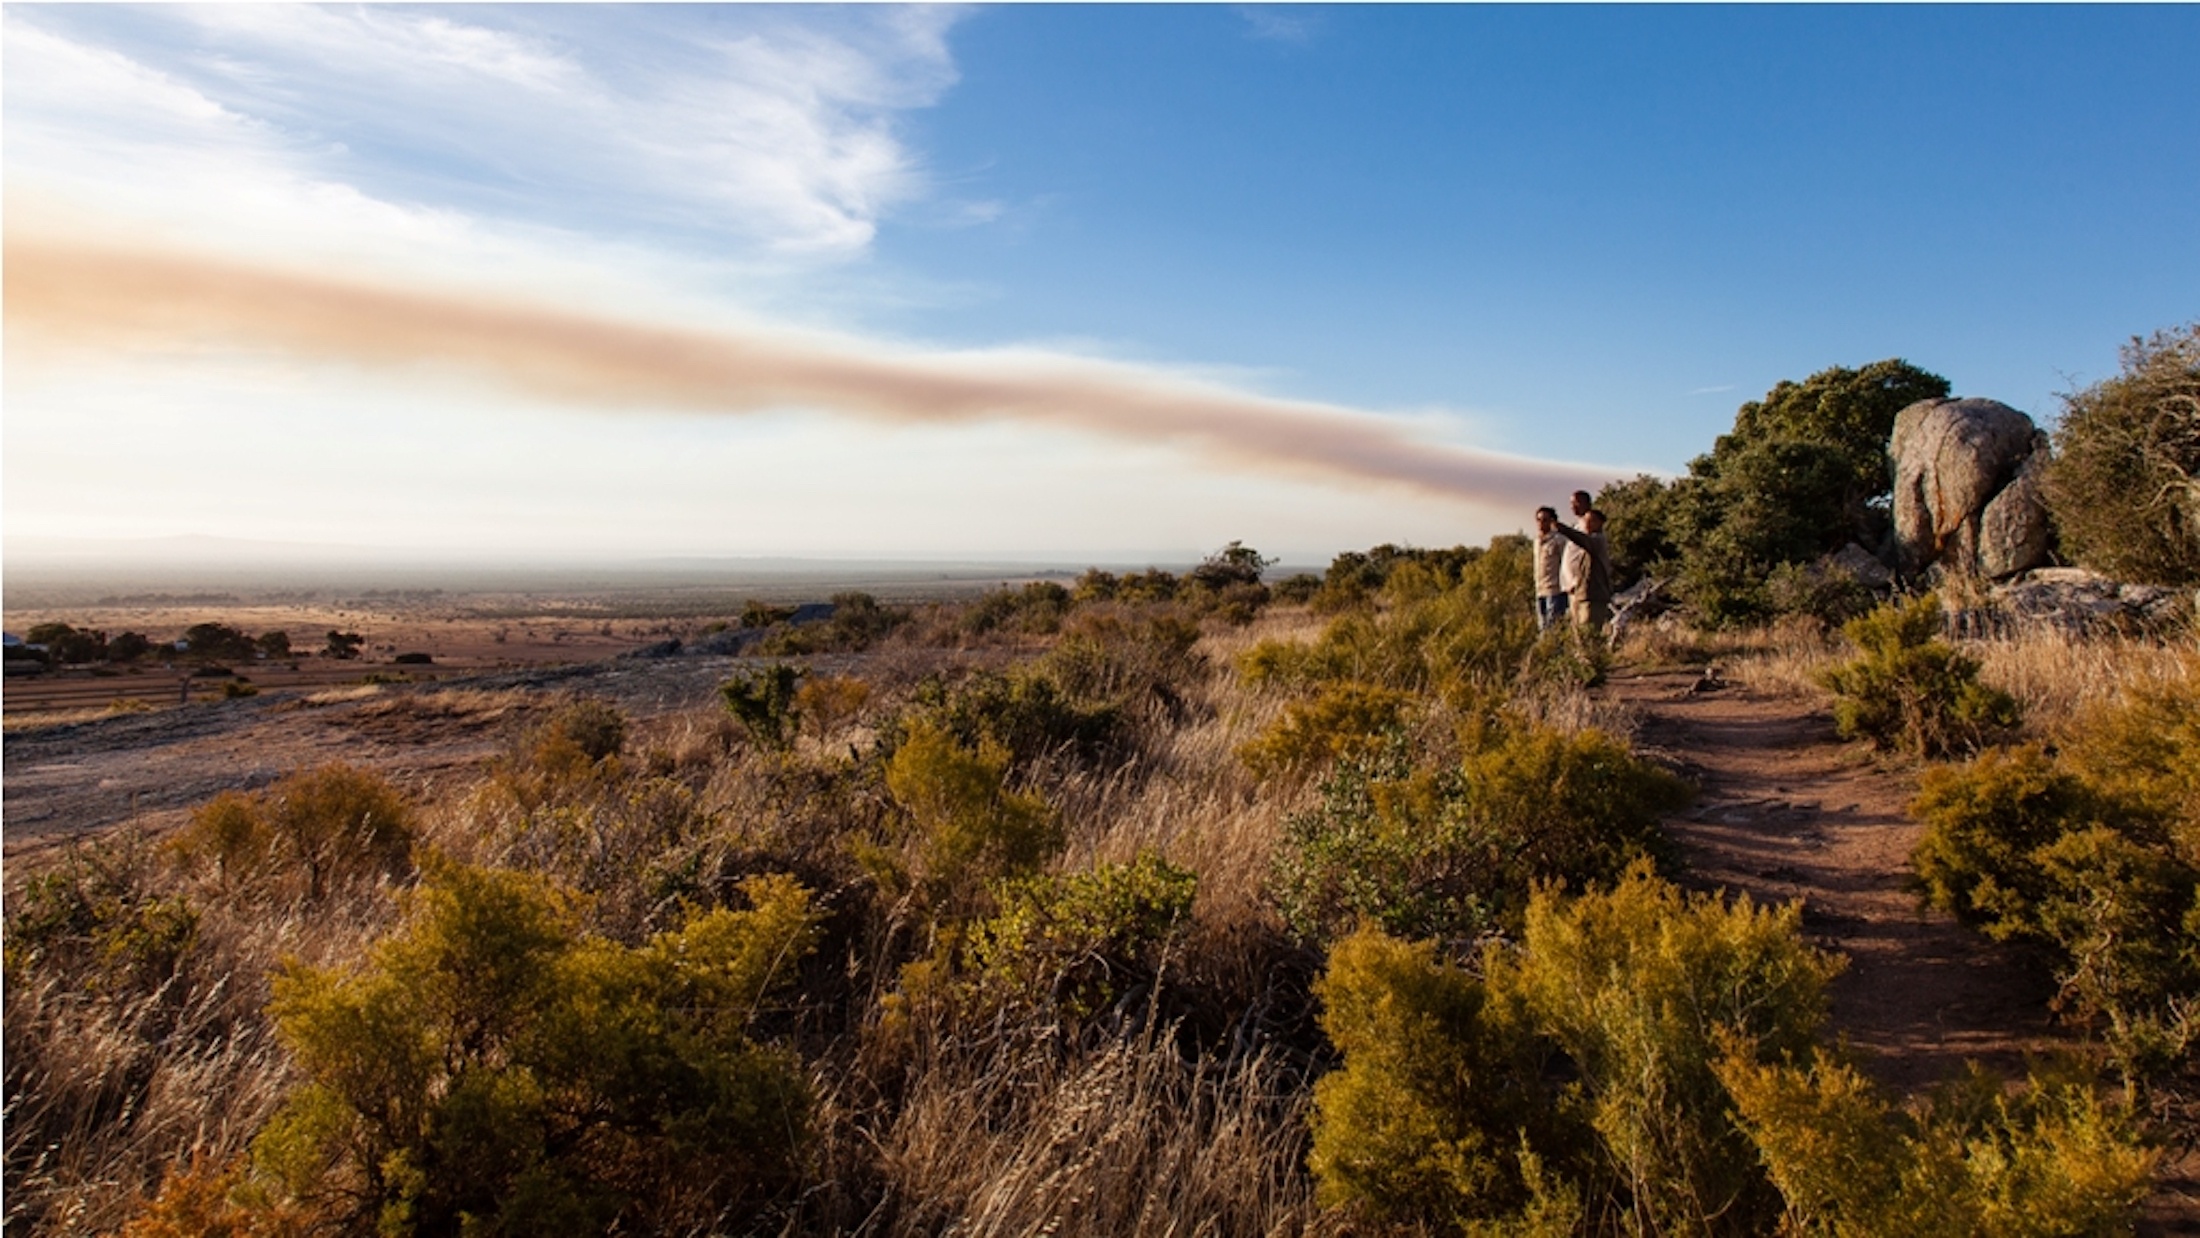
[961,581,1073,636]
[174,764,415,899]
[895,667,1123,771]
[1912,692,2200,1101]
[958,852,1198,1023]
[875,719,1061,925]
[4,840,197,995]
[1818,594,2019,757]
[1309,866,1846,1234]
[1237,680,1414,779]
[248,860,819,1235]
[1272,723,1688,945]
[1239,536,1538,700]
[1720,1053,2158,1237]
[721,663,804,750]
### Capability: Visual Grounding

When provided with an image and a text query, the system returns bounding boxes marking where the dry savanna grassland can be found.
[6,540,2197,1238]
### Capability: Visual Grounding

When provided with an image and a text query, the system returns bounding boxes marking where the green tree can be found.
[2044,322,2200,585]
[1668,360,1950,624]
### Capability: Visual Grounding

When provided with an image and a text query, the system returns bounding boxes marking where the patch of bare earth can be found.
[1608,667,2058,1090]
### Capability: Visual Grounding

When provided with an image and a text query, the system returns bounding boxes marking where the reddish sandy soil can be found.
[1605,667,2197,1231]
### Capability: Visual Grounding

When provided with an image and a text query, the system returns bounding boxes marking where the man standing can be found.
[1532,506,1569,631]
[1551,508,1614,632]
[1557,489,1593,601]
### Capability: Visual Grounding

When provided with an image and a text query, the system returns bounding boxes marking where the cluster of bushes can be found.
[1310,866,2156,1234]
[1910,684,2200,1104]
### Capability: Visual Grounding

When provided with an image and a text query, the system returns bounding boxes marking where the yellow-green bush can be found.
[962,852,1198,1021]
[173,763,414,899]
[1308,867,1845,1234]
[1238,536,1538,700]
[1237,680,1414,779]
[1308,927,1554,1225]
[878,718,1061,923]
[1720,1053,2158,1237]
[4,840,197,994]
[1489,864,1839,1234]
[1272,724,1687,944]
[1911,701,2200,1089]
[253,860,819,1235]
[1817,595,2019,757]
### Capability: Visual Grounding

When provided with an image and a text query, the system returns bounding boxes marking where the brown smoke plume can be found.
[5,236,1620,507]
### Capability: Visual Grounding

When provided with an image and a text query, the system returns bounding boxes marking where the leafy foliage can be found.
[2045,322,2200,586]
[1272,724,1688,944]
[1817,595,2019,757]
[878,718,1061,922]
[1630,360,1948,625]
[1237,681,1414,779]
[1719,1054,2157,1237]
[963,852,1198,1021]
[255,861,819,1235]
[4,841,198,994]
[1309,866,1846,1234]
[174,763,415,899]
[1911,690,2200,1094]
[721,663,805,750]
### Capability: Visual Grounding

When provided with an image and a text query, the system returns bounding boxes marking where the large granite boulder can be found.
[1978,452,2055,579]
[1890,397,2052,578]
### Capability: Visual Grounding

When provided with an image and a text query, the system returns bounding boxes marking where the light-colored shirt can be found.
[1536,530,1568,596]
[1559,536,1586,593]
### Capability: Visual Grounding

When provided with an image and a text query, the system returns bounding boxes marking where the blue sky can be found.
[7,4,2195,564]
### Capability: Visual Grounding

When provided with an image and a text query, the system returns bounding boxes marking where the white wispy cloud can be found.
[4,5,965,257]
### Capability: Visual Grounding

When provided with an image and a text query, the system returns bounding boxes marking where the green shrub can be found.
[1271,723,1687,945]
[1238,536,1537,699]
[1307,867,1845,1234]
[1764,559,1879,627]
[174,764,414,899]
[961,581,1073,636]
[1237,681,1414,779]
[1911,720,2200,1084]
[1488,863,1840,1234]
[1818,595,2019,757]
[898,667,1123,769]
[4,842,197,993]
[963,852,1198,1020]
[878,719,1061,922]
[1039,606,1203,713]
[756,591,909,655]
[720,663,804,750]
[545,697,627,763]
[255,861,819,1234]
[1308,927,1551,1224]
[1719,1053,2158,1237]
[2044,322,2200,586]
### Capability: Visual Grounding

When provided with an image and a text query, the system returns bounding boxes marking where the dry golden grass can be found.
[1974,631,2200,738]
[846,1027,1326,1237]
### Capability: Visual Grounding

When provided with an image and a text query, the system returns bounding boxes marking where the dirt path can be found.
[1604,668,2059,1093]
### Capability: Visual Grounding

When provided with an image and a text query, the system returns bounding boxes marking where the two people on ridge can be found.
[1533,489,1613,634]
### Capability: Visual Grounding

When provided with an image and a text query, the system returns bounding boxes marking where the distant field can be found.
[0,563,1099,719]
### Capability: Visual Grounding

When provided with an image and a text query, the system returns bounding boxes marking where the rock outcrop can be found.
[1945,566,2193,639]
[1889,397,2053,578]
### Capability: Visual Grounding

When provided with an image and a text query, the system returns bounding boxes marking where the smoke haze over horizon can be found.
[7,236,1627,513]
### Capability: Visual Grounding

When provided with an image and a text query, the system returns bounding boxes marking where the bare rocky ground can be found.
[4,654,767,859]
[1605,666,2198,1232]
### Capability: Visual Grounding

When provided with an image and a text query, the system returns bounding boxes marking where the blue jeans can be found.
[1536,594,1569,631]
